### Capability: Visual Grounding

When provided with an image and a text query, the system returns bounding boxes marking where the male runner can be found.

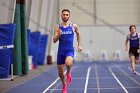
[125,25,140,74]
[53,9,82,93]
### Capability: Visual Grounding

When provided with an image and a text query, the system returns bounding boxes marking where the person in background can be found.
[125,25,140,74]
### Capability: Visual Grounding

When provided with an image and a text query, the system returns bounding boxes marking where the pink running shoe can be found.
[62,84,67,93]
[66,72,72,85]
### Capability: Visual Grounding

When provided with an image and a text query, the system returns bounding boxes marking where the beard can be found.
[62,18,69,22]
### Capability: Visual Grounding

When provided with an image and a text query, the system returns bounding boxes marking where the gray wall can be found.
[52,25,140,62]
[52,0,140,62]
[0,0,15,24]
[77,25,139,61]
[59,0,140,25]
[27,0,59,63]
[0,0,140,62]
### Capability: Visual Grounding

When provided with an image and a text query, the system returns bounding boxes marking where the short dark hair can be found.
[129,25,136,31]
[62,9,70,14]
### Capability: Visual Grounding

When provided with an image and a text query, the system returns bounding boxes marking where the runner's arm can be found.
[74,24,80,46]
[53,25,61,43]
[125,35,129,51]
[73,24,82,51]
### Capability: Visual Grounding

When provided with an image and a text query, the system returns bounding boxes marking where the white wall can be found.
[59,0,140,25]
[38,0,50,34]
[28,0,42,31]
[1,0,140,62]
[26,0,32,28]
[59,0,95,25]
[52,25,140,62]
[0,0,15,24]
[28,0,58,34]
[27,0,59,64]
[97,0,140,24]
[56,0,140,62]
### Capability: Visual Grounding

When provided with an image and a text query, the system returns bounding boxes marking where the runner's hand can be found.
[77,46,82,52]
[57,30,62,37]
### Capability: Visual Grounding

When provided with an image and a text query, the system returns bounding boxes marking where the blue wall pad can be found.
[37,35,48,65]
[0,24,16,78]
[29,32,41,69]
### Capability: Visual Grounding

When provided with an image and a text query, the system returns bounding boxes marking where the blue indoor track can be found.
[4,61,140,93]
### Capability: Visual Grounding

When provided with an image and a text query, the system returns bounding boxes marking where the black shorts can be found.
[129,47,139,59]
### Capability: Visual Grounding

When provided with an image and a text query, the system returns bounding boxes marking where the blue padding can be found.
[37,35,48,65]
[0,24,16,46]
[29,32,41,68]
[0,24,16,78]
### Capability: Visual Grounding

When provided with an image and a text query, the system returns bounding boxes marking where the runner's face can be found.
[130,27,136,34]
[61,11,70,22]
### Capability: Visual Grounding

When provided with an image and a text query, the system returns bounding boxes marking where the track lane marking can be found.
[109,67,128,93]
[84,67,91,93]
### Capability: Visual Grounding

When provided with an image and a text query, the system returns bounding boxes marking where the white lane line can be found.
[95,63,100,93]
[72,77,115,79]
[3,68,53,93]
[117,66,140,86]
[128,67,140,76]
[48,86,140,91]
[42,77,59,93]
[42,71,66,93]
[50,82,61,93]
[109,67,128,93]
[42,65,78,93]
[72,77,86,79]
[84,67,91,93]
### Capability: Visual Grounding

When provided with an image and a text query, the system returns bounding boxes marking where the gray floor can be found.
[0,64,55,93]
